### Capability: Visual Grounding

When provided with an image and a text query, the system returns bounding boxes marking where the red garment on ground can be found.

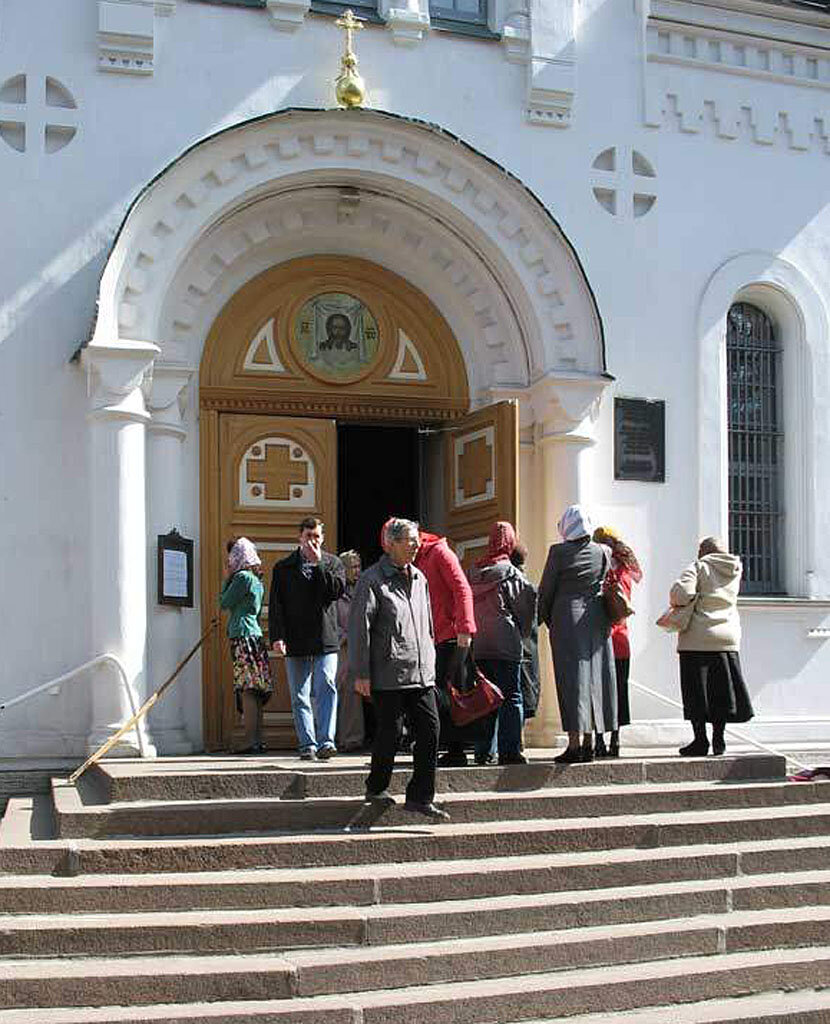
[607,561,636,660]
[415,532,477,644]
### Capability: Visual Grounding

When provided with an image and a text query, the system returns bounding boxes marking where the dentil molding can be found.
[90,110,603,385]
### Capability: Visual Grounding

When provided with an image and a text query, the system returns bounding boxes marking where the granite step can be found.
[0,947,829,1023]
[1,907,829,1009]
[6,801,830,876]
[505,988,830,1024]
[50,776,830,839]
[1,845,830,916]
[2,872,829,957]
[93,755,787,803]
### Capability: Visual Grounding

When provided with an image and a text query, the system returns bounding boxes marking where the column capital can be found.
[82,339,160,423]
[528,372,612,440]
[148,362,195,439]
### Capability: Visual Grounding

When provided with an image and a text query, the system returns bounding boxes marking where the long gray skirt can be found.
[551,594,618,733]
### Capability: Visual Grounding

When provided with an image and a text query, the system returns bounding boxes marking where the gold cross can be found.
[458,436,493,500]
[247,443,308,501]
[335,9,363,56]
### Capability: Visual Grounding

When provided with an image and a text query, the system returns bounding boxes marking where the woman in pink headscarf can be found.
[220,537,273,754]
[467,522,537,765]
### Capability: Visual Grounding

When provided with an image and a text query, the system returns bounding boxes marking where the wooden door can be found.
[444,401,519,570]
[206,414,337,751]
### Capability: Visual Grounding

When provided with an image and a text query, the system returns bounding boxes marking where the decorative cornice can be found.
[97,0,175,76]
[265,0,311,32]
[199,386,466,421]
[644,0,830,152]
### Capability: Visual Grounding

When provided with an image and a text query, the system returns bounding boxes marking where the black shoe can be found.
[403,801,451,822]
[711,739,726,756]
[298,749,316,761]
[679,739,710,757]
[608,737,620,758]
[594,735,608,758]
[438,751,468,768]
[474,753,497,766]
[498,753,528,765]
[580,739,595,762]
[365,789,393,802]
[316,745,337,760]
[554,746,588,764]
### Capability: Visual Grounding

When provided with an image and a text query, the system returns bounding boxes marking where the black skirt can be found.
[679,651,754,724]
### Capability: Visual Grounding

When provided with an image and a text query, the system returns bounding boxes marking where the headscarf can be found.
[593,525,643,582]
[558,504,592,542]
[227,537,261,574]
[477,521,516,567]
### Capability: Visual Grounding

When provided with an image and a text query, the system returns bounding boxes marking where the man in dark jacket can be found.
[269,517,346,760]
[350,518,449,821]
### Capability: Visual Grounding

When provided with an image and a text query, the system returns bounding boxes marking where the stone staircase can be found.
[1,753,830,1022]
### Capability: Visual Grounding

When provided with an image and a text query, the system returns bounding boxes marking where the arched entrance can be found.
[81,107,610,754]
[200,255,519,750]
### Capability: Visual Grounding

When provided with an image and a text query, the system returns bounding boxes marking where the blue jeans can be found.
[284,654,339,753]
[474,658,523,760]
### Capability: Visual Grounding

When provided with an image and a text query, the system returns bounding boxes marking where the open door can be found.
[444,401,519,571]
[205,414,337,751]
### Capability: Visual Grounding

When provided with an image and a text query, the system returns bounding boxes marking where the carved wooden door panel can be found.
[444,401,519,572]
[209,414,337,751]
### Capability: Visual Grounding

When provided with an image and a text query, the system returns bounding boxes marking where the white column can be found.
[524,374,610,747]
[82,341,160,756]
[146,364,196,755]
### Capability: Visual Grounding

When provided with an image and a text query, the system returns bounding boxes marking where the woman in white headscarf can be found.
[220,537,273,754]
[538,505,618,763]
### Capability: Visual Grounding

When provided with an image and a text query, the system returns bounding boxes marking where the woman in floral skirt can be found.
[220,537,273,754]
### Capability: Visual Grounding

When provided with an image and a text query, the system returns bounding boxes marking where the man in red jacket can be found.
[414,530,477,766]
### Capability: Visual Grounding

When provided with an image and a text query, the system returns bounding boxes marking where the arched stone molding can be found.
[88,109,604,390]
[162,187,528,398]
[697,251,830,598]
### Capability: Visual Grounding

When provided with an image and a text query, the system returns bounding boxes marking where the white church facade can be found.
[2,0,830,758]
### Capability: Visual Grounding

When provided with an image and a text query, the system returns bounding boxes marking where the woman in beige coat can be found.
[669,536,753,756]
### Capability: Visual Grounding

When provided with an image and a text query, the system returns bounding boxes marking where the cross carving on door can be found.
[458,435,493,500]
[246,442,309,500]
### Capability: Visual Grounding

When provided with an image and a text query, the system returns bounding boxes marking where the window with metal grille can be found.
[727,302,784,594]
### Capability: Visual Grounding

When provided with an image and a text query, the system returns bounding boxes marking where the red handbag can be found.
[449,655,504,727]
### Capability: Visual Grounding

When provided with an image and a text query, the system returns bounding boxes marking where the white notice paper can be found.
[162,549,189,599]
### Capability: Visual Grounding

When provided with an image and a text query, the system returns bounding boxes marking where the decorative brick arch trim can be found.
[89,108,605,380]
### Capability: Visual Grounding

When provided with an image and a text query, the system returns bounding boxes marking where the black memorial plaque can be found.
[614,398,665,483]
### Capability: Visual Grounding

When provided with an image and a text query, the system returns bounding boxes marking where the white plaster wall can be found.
[2,0,830,754]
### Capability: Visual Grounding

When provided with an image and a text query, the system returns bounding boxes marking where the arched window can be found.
[727,302,784,594]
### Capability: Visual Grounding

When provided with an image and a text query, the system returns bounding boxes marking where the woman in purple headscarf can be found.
[220,537,273,754]
[538,505,618,763]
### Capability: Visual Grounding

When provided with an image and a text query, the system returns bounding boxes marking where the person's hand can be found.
[354,678,371,698]
[457,632,472,649]
[271,640,286,656]
[300,536,322,565]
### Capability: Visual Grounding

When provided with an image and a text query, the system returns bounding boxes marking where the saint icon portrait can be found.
[293,292,379,382]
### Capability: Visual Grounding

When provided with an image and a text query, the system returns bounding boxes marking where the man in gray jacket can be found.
[349,518,449,821]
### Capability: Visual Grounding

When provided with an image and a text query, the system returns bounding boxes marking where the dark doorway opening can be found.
[337,423,421,567]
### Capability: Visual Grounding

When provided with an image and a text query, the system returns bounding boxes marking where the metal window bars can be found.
[726,302,784,595]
